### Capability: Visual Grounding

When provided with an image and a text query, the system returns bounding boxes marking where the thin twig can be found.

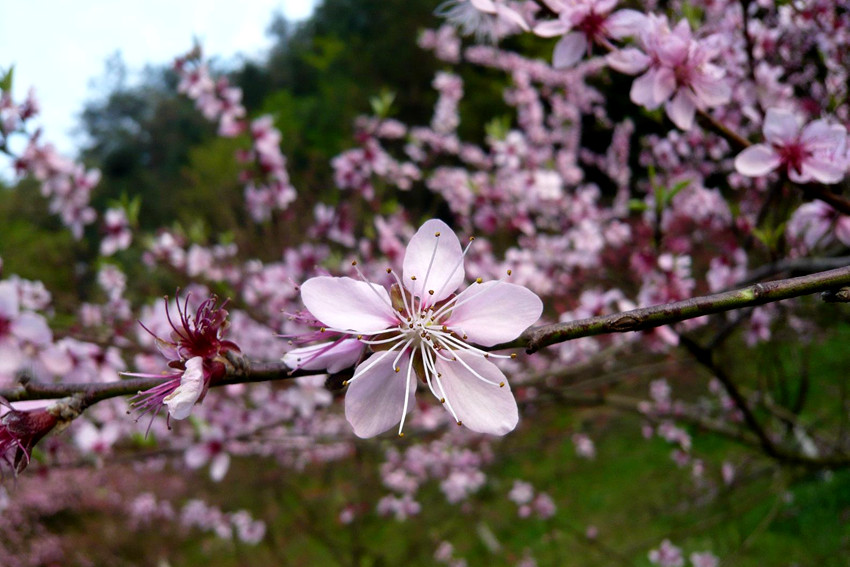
[514,265,850,353]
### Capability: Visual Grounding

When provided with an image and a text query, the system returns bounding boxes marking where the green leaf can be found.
[369,89,396,118]
[484,115,512,140]
[0,65,13,93]
[663,178,692,207]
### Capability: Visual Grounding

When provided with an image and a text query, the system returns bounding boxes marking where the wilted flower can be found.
[1,397,82,474]
[284,219,543,438]
[126,294,242,424]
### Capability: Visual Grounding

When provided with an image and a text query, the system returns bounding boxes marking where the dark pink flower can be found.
[0,398,60,473]
[126,294,241,423]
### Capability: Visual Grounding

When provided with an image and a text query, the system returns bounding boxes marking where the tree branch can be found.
[4,267,850,415]
[0,362,330,406]
[513,265,850,353]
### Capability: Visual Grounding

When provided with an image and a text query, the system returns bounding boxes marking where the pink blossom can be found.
[436,0,528,42]
[689,551,719,567]
[284,219,542,438]
[99,207,132,256]
[607,15,730,130]
[533,0,645,68]
[734,108,848,184]
[533,492,557,518]
[648,539,684,567]
[508,479,534,504]
[571,432,596,459]
[185,426,231,481]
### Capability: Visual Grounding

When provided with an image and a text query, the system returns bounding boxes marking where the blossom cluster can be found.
[174,49,296,222]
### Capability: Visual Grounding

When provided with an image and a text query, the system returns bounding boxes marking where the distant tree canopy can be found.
[76,0,443,237]
[2,0,521,290]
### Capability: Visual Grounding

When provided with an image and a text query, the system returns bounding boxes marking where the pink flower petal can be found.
[605,9,647,39]
[447,281,542,346]
[665,90,696,130]
[553,32,588,68]
[164,356,205,420]
[403,219,464,303]
[0,342,23,375]
[629,71,658,108]
[762,108,800,145]
[652,67,677,106]
[210,453,230,482]
[301,276,396,334]
[494,4,529,31]
[11,312,52,346]
[0,282,19,319]
[470,0,496,12]
[345,351,416,438]
[690,73,731,107]
[734,144,781,177]
[533,20,569,38]
[800,120,847,152]
[283,339,364,373]
[434,352,518,435]
[606,48,650,75]
[795,155,847,184]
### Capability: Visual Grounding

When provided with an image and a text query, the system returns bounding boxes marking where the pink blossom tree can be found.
[2,0,850,563]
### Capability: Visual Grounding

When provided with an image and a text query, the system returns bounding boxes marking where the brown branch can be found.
[509,265,850,353]
[0,362,331,407]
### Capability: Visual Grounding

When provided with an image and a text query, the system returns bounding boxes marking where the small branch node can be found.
[821,287,850,303]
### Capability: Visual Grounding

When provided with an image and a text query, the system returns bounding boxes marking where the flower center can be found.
[777,142,810,177]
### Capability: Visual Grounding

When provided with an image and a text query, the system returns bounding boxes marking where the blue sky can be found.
[0,0,318,159]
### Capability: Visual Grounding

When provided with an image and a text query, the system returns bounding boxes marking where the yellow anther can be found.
[442,325,448,332]
[511,353,517,359]
[435,232,441,237]
[395,367,401,373]
[399,432,405,438]
[476,277,482,284]
[411,275,417,280]
[386,268,392,273]
[499,382,505,387]
[469,236,475,241]
[507,269,512,276]
[320,327,326,332]
[357,335,363,340]
[352,260,358,266]
[429,290,435,295]
[437,373,443,378]
[440,398,446,403]
[456,421,463,426]
[342,380,349,386]
[484,353,489,358]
